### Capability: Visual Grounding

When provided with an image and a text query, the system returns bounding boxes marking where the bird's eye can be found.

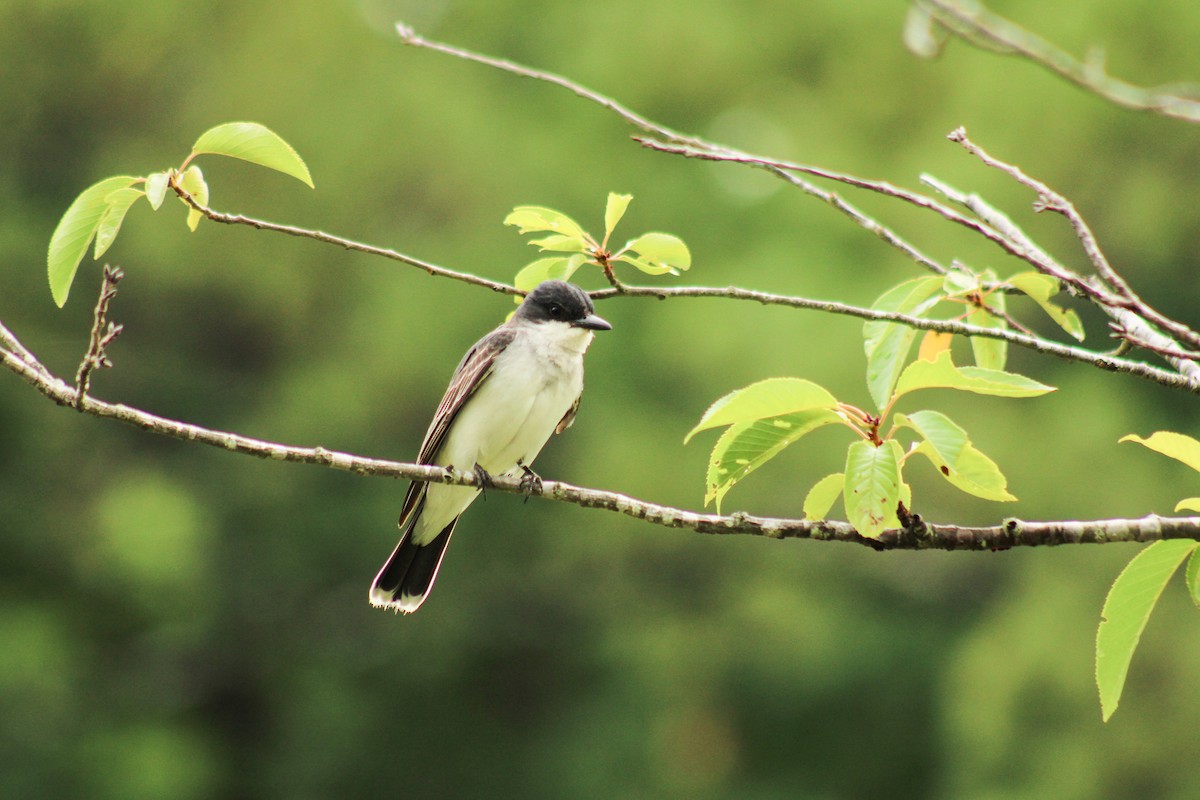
[548,303,564,318]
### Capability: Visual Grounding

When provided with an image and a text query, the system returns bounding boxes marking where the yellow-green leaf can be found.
[918,330,953,362]
[893,351,1054,401]
[1097,540,1199,721]
[178,165,209,232]
[93,187,145,259]
[191,122,313,187]
[504,206,587,239]
[899,410,1015,502]
[864,276,944,410]
[1007,271,1085,341]
[47,175,138,307]
[1186,549,1200,610]
[804,473,844,520]
[513,254,587,294]
[843,439,903,539]
[703,409,842,510]
[686,378,839,443]
[615,254,674,276]
[604,192,632,239]
[624,232,691,272]
[527,234,589,253]
[145,171,171,210]
[968,289,1007,371]
[1120,431,1200,474]
[1175,498,1200,514]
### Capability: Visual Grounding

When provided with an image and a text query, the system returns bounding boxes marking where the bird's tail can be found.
[369,519,458,613]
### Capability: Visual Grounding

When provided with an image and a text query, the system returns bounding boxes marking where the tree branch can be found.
[3,320,1197,549]
[918,0,1200,123]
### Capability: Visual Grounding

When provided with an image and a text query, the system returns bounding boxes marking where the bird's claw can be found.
[518,463,542,503]
[473,463,493,500]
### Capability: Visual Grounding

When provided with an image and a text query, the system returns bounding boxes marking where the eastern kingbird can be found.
[369,280,611,613]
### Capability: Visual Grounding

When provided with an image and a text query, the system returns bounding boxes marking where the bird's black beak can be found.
[572,313,612,331]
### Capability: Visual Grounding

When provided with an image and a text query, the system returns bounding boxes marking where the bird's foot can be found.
[473,463,493,499]
[518,462,542,503]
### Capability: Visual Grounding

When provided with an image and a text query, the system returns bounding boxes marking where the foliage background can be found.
[2,1,1199,797]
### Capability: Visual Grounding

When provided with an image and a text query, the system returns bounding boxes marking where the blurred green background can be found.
[3,1,1200,797]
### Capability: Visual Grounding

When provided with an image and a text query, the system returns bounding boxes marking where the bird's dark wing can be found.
[395,326,515,529]
[555,390,582,435]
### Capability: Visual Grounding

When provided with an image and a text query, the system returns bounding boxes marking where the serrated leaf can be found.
[969,290,1008,370]
[513,254,588,294]
[804,473,845,520]
[864,276,944,410]
[1120,431,1200,474]
[191,122,313,187]
[504,206,587,239]
[93,187,145,259]
[527,234,589,253]
[178,165,209,232]
[1186,550,1200,609]
[1097,539,1199,721]
[893,351,1054,401]
[145,171,171,210]
[1175,498,1200,514]
[604,192,632,239]
[685,378,839,443]
[703,409,842,510]
[902,2,948,59]
[843,439,903,539]
[1007,271,1085,341]
[47,175,139,307]
[901,409,1016,502]
[624,232,691,272]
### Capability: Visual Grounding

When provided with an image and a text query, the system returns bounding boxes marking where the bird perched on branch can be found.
[370,280,611,613]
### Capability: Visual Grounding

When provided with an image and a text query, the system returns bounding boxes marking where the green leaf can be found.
[504,206,587,239]
[899,410,1016,502]
[47,175,139,307]
[843,439,903,539]
[1175,498,1200,514]
[191,122,313,187]
[1096,539,1199,721]
[1186,549,1200,609]
[804,473,845,520]
[144,171,171,210]
[863,276,944,410]
[177,166,209,232]
[703,409,842,510]
[623,232,691,272]
[893,351,1055,401]
[1120,431,1200,474]
[527,234,589,253]
[93,187,145,259]
[1006,271,1085,341]
[968,289,1008,371]
[513,254,587,294]
[685,378,839,443]
[941,269,978,297]
[604,192,632,239]
[614,253,675,276]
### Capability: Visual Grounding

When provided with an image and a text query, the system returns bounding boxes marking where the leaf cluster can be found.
[46,122,312,307]
[686,271,1063,538]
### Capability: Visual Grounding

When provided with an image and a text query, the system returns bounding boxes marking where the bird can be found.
[369,280,611,613]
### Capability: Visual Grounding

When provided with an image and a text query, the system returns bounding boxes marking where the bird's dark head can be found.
[517,280,612,331]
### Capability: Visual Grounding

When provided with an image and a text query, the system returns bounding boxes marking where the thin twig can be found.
[587,283,1200,393]
[946,128,1200,352]
[3,330,1198,548]
[168,175,521,298]
[919,0,1200,123]
[73,264,124,409]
